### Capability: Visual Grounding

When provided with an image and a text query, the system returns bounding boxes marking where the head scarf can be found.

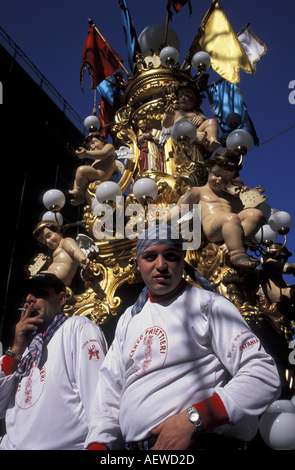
[136,225,183,260]
[132,225,213,316]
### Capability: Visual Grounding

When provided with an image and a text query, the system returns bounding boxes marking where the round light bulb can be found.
[191,51,211,72]
[159,46,179,66]
[225,112,241,130]
[95,181,122,203]
[42,211,63,225]
[133,178,158,201]
[43,189,66,212]
[84,115,101,132]
[268,210,292,234]
[257,202,271,220]
[252,227,263,244]
[171,119,196,145]
[259,400,295,450]
[226,129,253,154]
[138,24,180,57]
[262,224,278,243]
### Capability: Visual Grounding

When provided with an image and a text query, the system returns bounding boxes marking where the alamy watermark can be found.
[93,197,202,250]
[289,340,295,365]
[288,80,295,104]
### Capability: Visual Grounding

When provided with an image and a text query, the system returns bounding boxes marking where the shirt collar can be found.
[148,279,187,303]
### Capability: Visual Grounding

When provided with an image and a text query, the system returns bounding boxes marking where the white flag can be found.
[238,25,267,73]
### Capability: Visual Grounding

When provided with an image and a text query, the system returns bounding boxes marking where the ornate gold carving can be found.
[64,238,138,324]
[33,62,292,354]
[186,242,293,343]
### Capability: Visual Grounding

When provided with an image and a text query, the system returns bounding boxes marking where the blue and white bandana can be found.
[132,225,213,316]
[136,225,183,260]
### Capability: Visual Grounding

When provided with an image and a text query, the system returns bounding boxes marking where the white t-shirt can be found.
[0,316,108,450]
[86,284,281,449]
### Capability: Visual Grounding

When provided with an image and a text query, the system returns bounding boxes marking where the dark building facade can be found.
[0,27,85,349]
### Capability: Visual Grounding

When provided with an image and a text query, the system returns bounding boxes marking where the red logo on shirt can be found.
[130,326,168,376]
[82,339,101,361]
[16,365,46,409]
[88,344,100,360]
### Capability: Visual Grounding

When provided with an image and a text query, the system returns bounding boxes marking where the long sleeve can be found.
[0,316,108,450]
[0,359,19,418]
[85,314,128,450]
[204,294,281,424]
[69,318,108,427]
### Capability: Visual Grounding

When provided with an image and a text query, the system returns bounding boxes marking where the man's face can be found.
[137,244,185,298]
[23,285,66,330]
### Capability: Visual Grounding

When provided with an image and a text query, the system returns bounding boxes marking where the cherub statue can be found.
[170,148,264,269]
[32,221,90,287]
[69,132,116,206]
[258,243,295,316]
[162,81,220,153]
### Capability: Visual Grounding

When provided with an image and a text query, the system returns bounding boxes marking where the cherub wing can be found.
[75,234,99,257]
[159,127,171,145]
[115,146,135,160]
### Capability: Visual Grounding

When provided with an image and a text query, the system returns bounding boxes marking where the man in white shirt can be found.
[0,272,108,450]
[86,225,281,450]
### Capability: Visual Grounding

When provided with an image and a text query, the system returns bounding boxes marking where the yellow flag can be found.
[193,0,252,83]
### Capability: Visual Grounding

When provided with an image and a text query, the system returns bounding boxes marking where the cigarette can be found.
[18,308,26,311]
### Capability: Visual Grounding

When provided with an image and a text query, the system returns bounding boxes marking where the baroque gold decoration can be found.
[186,242,294,343]
[28,24,294,367]
[64,238,139,324]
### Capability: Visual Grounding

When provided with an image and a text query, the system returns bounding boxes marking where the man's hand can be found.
[12,304,43,356]
[151,410,199,450]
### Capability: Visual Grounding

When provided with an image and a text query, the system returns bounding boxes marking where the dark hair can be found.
[33,221,64,243]
[205,148,242,176]
[84,132,108,149]
[176,81,203,108]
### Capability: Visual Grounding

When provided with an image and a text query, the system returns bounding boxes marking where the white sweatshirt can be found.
[86,284,281,449]
[0,316,108,450]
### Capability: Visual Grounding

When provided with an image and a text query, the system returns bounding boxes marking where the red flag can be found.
[98,98,117,138]
[166,0,192,18]
[80,24,123,92]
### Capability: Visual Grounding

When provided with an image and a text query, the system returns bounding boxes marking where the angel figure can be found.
[258,243,295,317]
[162,81,220,153]
[169,149,264,269]
[32,221,90,287]
[69,132,116,206]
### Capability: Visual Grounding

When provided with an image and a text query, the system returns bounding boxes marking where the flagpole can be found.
[165,12,170,44]
[181,0,217,69]
[88,19,131,77]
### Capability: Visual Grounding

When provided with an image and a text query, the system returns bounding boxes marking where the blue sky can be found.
[1,0,295,265]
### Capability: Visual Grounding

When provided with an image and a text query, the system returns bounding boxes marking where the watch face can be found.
[188,407,203,431]
[190,411,200,422]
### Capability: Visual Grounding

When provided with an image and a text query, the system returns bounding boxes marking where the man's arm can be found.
[151,394,228,450]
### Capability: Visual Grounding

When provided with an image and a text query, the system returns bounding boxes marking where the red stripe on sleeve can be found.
[2,355,19,375]
[193,394,229,431]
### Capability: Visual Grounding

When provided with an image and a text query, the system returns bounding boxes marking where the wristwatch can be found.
[6,347,22,361]
[187,406,204,432]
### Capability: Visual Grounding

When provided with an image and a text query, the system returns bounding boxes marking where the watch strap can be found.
[187,405,204,432]
[6,347,22,361]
